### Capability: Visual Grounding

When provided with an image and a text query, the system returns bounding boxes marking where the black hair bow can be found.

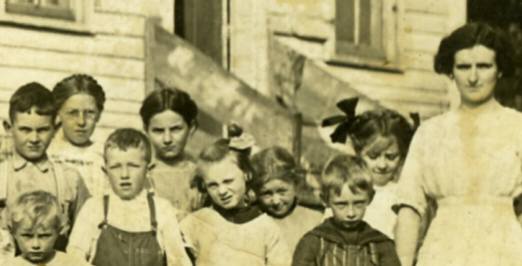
[321,98,359,144]
[409,112,421,132]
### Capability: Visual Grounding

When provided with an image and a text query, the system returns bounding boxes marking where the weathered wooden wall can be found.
[260,0,466,119]
[0,0,175,141]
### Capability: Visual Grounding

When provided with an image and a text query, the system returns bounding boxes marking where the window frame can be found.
[0,0,93,34]
[326,0,401,71]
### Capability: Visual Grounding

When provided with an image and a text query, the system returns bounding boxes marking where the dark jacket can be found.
[292,218,400,266]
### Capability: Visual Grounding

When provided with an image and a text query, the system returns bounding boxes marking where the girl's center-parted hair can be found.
[320,154,374,202]
[195,125,255,192]
[52,74,106,113]
[104,128,152,163]
[8,190,66,233]
[350,109,415,159]
[140,80,198,129]
[251,146,302,193]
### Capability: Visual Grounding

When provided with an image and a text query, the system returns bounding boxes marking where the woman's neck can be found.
[154,154,187,168]
[459,97,499,114]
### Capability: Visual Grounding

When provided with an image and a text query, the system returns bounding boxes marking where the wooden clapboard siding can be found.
[265,0,460,118]
[0,66,145,101]
[0,27,144,59]
[91,12,146,37]
[0,46,144,80]
[403,0,448,15]
[0,0,158,136]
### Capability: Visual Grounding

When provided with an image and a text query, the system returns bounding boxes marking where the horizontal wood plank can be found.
[0,66,145,101]
[404,0,447,15]
[0,26,144,59]
[0,45,145,80]
[402,32,443,53]
[91,12,146,37]
[316,61,447,92]
[403,12,447,35]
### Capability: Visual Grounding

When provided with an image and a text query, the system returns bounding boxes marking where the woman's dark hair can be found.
[52,74,106,113]
[140,81,198,129]
[195,124,255,194]
[434,22,515,77]
[349,109,415,159]
[251,146,303,193]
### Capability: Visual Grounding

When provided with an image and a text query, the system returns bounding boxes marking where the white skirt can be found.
[417,197,522,266]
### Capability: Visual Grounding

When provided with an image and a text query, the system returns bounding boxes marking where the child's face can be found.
[104,147,149,200]
[11,109,55,161]
[14,223,58,264]
[58,93,99,146]
[360,135,401,186]
[259,179,296,217]
[202,156,247,209]
[328,184,370,229]
[146,110,192,162]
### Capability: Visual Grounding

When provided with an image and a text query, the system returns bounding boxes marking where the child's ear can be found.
[2,120,11,132]
[188,124,197,137]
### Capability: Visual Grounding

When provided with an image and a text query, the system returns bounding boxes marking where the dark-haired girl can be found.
[48,74,106,197]
[324,102,416,239]
[251,146,322,255]
[180,126,291,266]
[139,86,203,219]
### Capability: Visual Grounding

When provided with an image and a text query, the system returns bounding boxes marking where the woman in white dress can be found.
[394,22,522,266]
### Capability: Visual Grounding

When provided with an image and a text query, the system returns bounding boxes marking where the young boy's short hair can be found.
[7,190,66,233]
[104,128,152,163]
[9,82,57,123]
[320,154,374,202]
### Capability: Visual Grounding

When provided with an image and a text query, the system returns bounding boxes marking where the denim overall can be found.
[92,193,166,266]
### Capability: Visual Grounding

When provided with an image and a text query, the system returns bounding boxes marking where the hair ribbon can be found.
[321,98,359,144]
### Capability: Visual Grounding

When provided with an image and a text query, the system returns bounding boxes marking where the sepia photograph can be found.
[0,0,521,265]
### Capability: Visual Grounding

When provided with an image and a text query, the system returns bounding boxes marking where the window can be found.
[330,0,399,69]
[6,0,74,20]
[0,0,92,33]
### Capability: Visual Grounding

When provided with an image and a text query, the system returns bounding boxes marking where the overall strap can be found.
[98,195,109,229]
[146,192,158,234]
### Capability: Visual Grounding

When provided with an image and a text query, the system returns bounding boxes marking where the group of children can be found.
[0,74,417,266]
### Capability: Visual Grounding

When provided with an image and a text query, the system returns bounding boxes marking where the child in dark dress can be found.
[292,154,400,266]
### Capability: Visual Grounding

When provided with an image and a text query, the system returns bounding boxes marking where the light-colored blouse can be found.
[180,207,292,266]
[395,101,522,266]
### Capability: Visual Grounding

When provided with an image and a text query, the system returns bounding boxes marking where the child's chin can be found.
[339,220,362,229]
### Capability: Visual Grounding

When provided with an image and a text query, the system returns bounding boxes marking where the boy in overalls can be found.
[0,82,89,255]
[68,128,192,266]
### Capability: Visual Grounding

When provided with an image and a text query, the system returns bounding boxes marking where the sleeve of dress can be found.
[393,125,429,217]
[179,214,200,259]
[160,202,193,266]
[265,222,292,266]
[292,234,319,266]
[67,198,98,262]
[377,241,401,266]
